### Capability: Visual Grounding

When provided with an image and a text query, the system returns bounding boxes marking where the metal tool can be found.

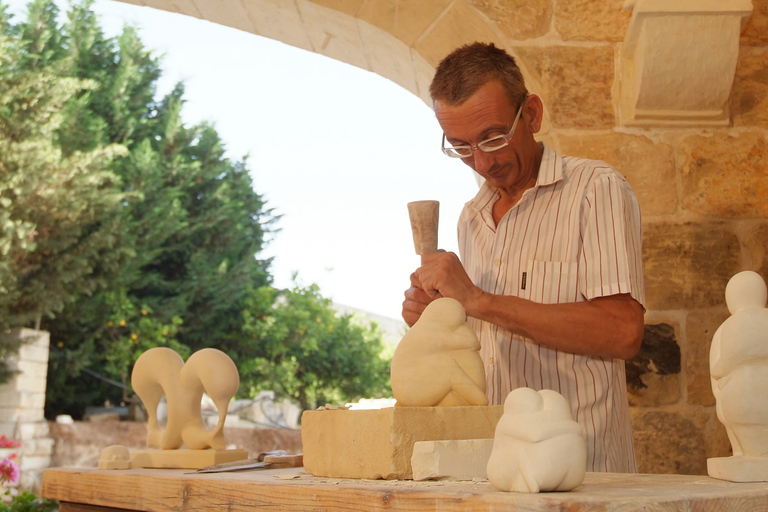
[193,451,303,474]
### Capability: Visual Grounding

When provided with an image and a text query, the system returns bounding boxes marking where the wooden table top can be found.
[42,466,768,512]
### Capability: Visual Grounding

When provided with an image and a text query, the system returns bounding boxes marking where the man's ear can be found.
[523,94,544,134]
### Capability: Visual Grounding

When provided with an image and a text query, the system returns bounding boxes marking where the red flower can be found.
[0,458,19,485]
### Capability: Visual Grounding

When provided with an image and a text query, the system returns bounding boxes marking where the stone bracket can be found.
[620,0,753,127]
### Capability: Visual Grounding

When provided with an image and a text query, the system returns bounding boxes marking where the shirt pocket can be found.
[525,260,580,305]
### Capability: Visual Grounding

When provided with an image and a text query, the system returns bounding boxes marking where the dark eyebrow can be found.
[447,125,508,146]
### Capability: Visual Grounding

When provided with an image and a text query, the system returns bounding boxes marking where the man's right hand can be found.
[402,272,436,327]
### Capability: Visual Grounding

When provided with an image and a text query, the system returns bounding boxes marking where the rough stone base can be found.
[411,438,494,481]
[130,448,248,469]
[301,406,503,480]
[708,456,768,483]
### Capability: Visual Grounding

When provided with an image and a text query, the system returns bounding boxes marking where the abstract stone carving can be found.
[709,271,768,482]
[131,347,240,450]
[390,297,487,407]
[487,388,586,493]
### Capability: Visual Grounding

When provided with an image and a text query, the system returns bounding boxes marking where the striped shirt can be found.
[458,143,645,473]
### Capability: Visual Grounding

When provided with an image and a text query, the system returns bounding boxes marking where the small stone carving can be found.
[390,297,487,407]
[131,347,240,450]
[98,445,131,470]
[709,270,768,482]
[487,388,586,493]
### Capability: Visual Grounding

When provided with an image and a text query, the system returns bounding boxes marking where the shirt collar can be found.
[465,142,564,212]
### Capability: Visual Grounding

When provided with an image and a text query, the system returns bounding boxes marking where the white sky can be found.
[6,0,478,321]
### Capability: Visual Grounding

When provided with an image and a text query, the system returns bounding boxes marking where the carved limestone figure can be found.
[131,347,239,450]
[487,387,586,493]
[390,297,487,407]
[709,271,768,482]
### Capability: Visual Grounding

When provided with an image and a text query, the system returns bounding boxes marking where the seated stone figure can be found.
[390,297,487,407]
[487,387,586,493]
[709,270,768,481]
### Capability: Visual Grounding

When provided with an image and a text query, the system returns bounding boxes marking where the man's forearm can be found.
[464,292,644,360]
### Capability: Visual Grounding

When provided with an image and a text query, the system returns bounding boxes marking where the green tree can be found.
[0,2,129,337]
[239,281,391,411]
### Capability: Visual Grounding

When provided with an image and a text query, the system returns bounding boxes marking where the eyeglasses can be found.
[441,99,525,159]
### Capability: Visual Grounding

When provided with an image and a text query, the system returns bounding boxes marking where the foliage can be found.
[0,491,58,512]
[238,281,391,411]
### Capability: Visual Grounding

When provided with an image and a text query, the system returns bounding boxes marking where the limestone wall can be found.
[0,329,54,491]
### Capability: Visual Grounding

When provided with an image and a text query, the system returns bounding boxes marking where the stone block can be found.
[358,21,418,94]
[468,0,552,41]
[241,0,313,51]
[356,0,451,47]
[307,0,363,17]
[193,0,257,34]
[17,422,49,441]
[411,438,494,481]
[744,223,768,280]
[15,375,47,395]
[16,361,48,379]
[680,132,768,217]
[741,0,768,46]
[514,46,615,129]
[301,406,504,480]
[555,0,630,42]
[413,1,504,69]
[297,0,368,70]
[732,47,768,127]
[686,309,730,407]
[643,222,741,310]
[557,132,676,216]
[631,409,708,475]
[19,454,52,472]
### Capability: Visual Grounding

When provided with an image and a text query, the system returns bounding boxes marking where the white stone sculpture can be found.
[131,347,240,450]
[708,270,768,482]
[390,297,488,407]
[487,387,586,493]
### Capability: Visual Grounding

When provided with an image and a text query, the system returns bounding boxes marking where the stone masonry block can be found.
[732,47,768,127]
[16,361,49,380]
[302,406,503,480]
[680,132,768,217]
[558,132,676,216]
[469,0,552,41]
[297,0,368,70]
[18,422,49,441]
[555,0,630,42]
[356,0,451,47]
[631,409,708,475]
[15,375,47,395]
[744,223,768,280]
[514,45,615,129]
[626,323,682,407]
[643,222,741,310]
[686,309,730,407]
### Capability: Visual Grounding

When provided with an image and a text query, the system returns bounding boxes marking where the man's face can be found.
[435,81,540,194]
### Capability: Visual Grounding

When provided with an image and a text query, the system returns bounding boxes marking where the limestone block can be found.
[307,0,363,17]
[642,222,741,310]
[20,454,52,472]
[413,1,504,69]
[0,407,44,423]
[709,456,768,483]
[513,46,615,129]
[356,0,451,46]
[240,0,313,52]
[17,422,49,441]
[411,50,435,106]
[557,132,676,216]
[686,309,730,407]
[358,21,418,95]
[301,405,504,480]
[741,0,768,46]
[468,0,551,41]
[630,409,709,475]
[16,361,48,379]
[193,0,256,34]
[680,132,768,217]
[620,0,753,126]
[744,224,768,281]
[130,448,248,469]
[732,47,768,127]
[411,439,493,481]
[145,0,201,19]
[297,0,368,70]
[15,375,47,395]
[626,323,681,407]
[554,0,630,42]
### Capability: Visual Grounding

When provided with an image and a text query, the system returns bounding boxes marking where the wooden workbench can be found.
[42,466,768,511]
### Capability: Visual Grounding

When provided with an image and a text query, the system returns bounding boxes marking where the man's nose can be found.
[471,149,494,174]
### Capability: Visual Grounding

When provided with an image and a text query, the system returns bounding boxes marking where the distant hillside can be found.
[332,303,407,351]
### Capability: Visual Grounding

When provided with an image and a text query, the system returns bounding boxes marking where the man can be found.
[402,42,645,473]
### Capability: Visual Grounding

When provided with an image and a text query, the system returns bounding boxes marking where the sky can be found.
[5,0,478,321]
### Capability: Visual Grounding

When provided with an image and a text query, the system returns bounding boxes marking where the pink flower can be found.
[0,458,19,485]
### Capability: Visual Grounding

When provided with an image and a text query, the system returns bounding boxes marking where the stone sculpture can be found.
[132,347,240,450]
[708,270,768,482]
[390,297,487,407]
[487,387,586,493]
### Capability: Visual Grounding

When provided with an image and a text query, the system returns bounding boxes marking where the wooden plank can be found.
[42,467,768,512]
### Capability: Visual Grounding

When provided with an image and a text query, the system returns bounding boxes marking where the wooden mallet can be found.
[407,200,439,265]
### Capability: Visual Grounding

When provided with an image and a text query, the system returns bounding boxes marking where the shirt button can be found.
[489,357,495,364]
[493,259,501,266]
